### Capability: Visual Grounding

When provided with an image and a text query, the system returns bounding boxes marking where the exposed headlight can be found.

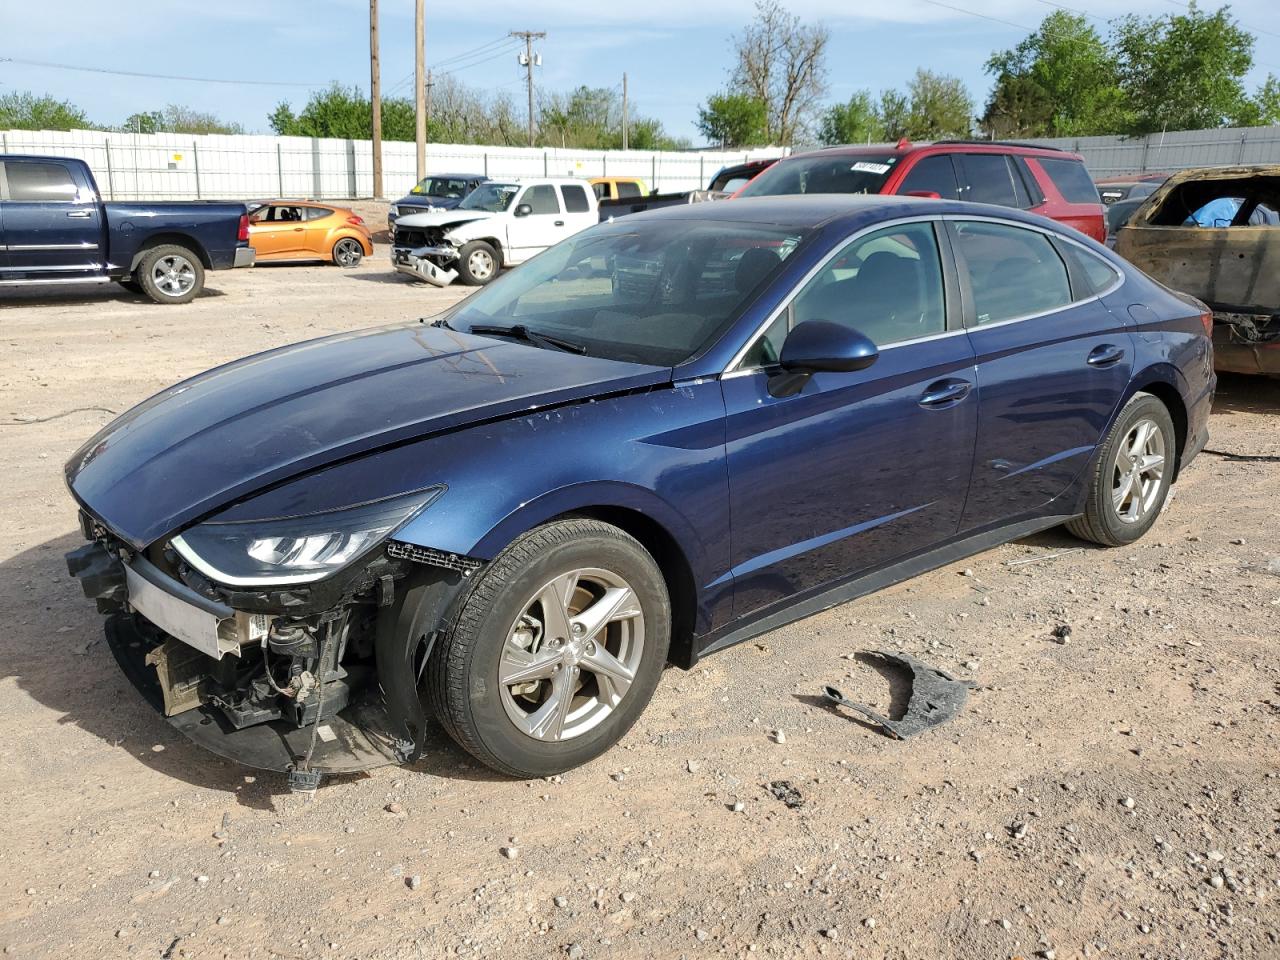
[389,205,399,216]
[171,487,443,586]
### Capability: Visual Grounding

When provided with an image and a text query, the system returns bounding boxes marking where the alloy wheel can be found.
[467,248,495,280]
[1111,417,1166,524]
[498,567,645,742]
[151,254,196,297]
[335,238,363,267]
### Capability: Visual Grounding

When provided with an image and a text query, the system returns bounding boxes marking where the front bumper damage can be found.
[392,244,459,286]
[65,519,478,783]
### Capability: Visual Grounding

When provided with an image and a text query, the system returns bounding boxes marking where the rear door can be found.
[0,158,103,276]
[947,216,1133,531]
[955,153,1041,217]
[558,183,597,236]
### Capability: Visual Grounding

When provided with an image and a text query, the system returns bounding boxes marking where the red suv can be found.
[735,140,1106,243]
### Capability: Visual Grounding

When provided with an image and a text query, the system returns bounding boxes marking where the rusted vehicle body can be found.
[1115,165,1280,376]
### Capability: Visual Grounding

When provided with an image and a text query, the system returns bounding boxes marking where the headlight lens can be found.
[389,205,399,216]
[171,487,443,586]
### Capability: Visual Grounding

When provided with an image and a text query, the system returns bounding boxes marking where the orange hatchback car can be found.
[247,202,374,267]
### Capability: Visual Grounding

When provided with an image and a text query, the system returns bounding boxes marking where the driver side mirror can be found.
[769,321,879,397]
[514,203,533,217]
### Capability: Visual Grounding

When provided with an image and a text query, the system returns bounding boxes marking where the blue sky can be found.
[2,0,1277,142]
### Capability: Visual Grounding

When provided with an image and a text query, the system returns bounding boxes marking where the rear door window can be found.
[1038,158,1102,204]
[4,161,80,201]
[950,220,1073,325]
[561,184,591,213]
[957,154,1022,208]
[897,155,960,199]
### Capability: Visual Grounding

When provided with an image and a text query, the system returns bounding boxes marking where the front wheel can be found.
[1066,392,1175,546]
[137,244,205,304]
[332,237,364,267]
[456,240,500,286]
[425,519,671,778]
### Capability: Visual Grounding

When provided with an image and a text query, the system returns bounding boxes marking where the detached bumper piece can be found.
[823,650,973,740]
[392,245,458,286]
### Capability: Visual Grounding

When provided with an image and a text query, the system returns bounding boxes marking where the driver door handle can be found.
[918,378,972,408]
[1086,344,1126,367]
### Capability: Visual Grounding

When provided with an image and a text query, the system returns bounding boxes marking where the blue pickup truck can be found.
[0,155,254,304]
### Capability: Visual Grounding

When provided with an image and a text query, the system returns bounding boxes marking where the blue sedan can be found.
[64,195,1214,782]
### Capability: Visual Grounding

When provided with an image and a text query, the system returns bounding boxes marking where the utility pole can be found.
[369,0,383,198]
[621,72,628,151]
[511,30,546,148]
[426,69,434,142]
[414,0,426,181]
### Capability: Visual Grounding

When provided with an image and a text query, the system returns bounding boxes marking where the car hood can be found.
[396,195,463,211]
[66,323,669,548]
[394,209,495,231]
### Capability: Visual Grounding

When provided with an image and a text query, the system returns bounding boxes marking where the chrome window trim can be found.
[722,214,945,375]
[941,213,1126,321]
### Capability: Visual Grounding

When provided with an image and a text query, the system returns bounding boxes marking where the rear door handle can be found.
[67,210,93,219]
[554,220,565,226]
[1087,344,1126,367]
[918,378,972,408]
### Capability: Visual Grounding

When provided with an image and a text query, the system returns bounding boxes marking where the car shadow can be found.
[1211,372,1280,417]
[0,285,226,308]
[0,530,504,809]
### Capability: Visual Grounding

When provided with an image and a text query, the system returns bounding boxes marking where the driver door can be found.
[720,220,978,617]
[506,185,564,262]
[249,205,306,259]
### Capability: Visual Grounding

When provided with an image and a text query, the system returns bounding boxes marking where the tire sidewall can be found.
[1093,394,1175,544]
[138,245,204,304]
[457,241,499,286]
[334,238,364,267]
[455,530,670,776]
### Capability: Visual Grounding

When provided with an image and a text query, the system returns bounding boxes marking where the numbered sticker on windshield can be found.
[851,162,892,175]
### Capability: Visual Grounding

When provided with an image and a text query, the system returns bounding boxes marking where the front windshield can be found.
[459,183,520,212]
[445,219,807,366]
[410,177,471,199]
[737,154,899,198]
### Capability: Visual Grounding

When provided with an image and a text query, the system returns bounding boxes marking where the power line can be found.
[0,55,326,88]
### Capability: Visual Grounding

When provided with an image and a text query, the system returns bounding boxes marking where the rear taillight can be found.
[1199,309,1213,337]
[347,215,365,226]
[237,214,250,242]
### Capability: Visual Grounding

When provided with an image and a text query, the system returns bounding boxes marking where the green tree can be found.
[1112,3,1257,133]
[696,91,768,147]
[1253,74,1280,125]
[0,90,91,130]
[903,69,973,139]
[877,89,910,141]
[269,84,415,140]
[981,12,1123,137]
[818,90,883,145]
[123,105,242,135]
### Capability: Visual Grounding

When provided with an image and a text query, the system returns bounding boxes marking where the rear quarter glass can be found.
[1037,157,1103,205]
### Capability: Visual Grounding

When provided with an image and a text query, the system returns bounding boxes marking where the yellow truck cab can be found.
[589,177,647,201]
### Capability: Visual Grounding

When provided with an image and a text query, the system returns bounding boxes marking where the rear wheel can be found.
[1067,392,1175,546]
[333,237,364,267]
[425,519,670,778]
[137,244,205,304]
[456,241,499,286]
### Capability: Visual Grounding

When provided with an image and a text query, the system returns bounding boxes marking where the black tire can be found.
[425,519,670,778]
[1066,392,1176,547]
[332,237,364,268]
[136,244,205,304]
[456,240,500,286]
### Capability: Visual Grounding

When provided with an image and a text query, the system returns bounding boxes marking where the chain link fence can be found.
[0,129,788,201]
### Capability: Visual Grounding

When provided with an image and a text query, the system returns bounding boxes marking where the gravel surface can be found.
[1,240,1278,959]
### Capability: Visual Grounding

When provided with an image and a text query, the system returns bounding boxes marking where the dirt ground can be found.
[1,236,1278,960]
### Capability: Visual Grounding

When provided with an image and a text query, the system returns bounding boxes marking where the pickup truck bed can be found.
[1,155,253,304]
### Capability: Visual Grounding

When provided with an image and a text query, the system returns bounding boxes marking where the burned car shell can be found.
[1114,164,1280,376]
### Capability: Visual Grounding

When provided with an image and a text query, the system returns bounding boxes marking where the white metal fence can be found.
[1027,125,1280,177]
[0,128,788,202]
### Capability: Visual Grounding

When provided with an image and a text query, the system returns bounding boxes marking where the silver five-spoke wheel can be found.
[499,567,644,742]
[1111,417,1165,524]
[151,254,197,297]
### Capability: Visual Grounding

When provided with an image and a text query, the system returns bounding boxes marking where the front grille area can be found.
[393,227,446,248]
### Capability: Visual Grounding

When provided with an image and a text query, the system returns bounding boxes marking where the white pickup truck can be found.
[391,178,598,286]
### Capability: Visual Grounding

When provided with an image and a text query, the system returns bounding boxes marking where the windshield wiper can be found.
[467,324,586,355]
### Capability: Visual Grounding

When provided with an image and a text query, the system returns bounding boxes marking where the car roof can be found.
[787,140,1083,162]
[417,172,486,179]
[611,193,1082,234]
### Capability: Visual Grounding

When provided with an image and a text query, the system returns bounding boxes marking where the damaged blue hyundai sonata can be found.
[65,195,1214,784]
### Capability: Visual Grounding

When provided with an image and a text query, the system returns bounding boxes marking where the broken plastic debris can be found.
[822,650,973,740]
